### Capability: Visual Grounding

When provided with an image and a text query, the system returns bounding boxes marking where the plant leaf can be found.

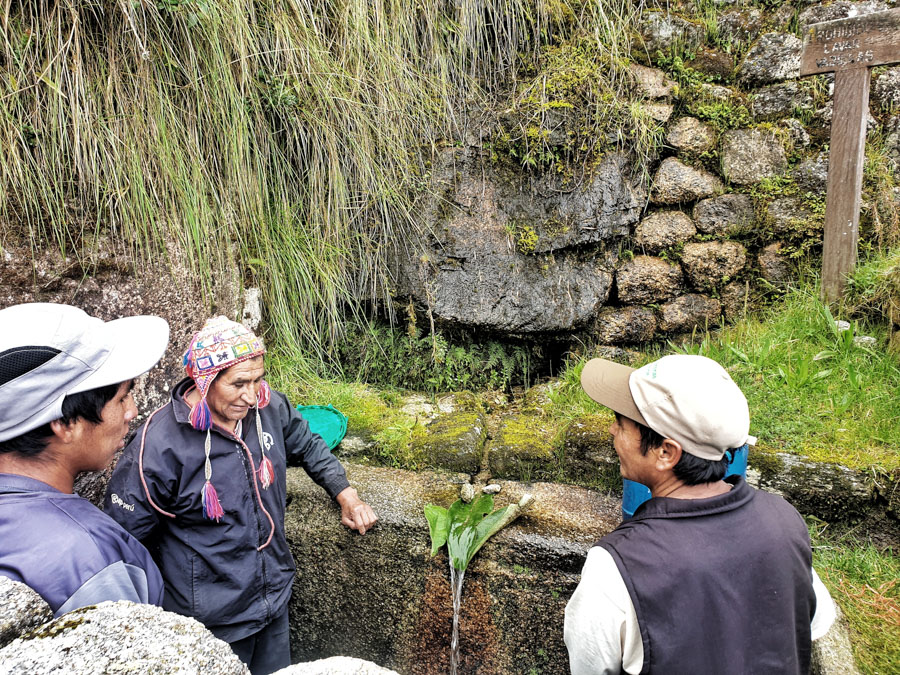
[467,505,513,562]
[463,494,494,527]
[447,522,477,571]
[424,504,450,557]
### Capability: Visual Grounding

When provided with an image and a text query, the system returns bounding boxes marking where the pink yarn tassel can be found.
[190,398,212,431]
[201,481,225,521]
[257,455,274,490]
[257,380,271,409]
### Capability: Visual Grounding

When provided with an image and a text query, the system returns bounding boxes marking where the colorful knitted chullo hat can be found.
[183,316,273,521]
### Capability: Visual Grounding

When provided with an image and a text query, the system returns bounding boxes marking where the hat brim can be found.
[70,316,170,394]
[580,358,648,427]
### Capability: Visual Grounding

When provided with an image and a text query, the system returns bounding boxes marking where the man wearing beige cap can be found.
[564,354,835,674]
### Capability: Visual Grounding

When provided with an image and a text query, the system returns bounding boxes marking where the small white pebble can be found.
[460,483,475,503]
[853,335,877,348]
[835,320,851,332]
[482,484,501,494]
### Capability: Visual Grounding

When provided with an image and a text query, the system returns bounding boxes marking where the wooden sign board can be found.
[799,9,900,303]
[801,9,900,76]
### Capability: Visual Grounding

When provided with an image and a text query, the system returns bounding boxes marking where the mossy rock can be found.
[750,449,874,522]
[561,413,621,493]
[408,411,487,473]
[487,414,558,481]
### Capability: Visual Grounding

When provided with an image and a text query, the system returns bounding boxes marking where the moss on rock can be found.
[408,411,487,474]
[487,415,558,481]
[561,412,621,493]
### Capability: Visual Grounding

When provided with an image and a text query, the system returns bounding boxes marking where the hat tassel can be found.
[257,455,274,490]
[190,397,212,431]
[257,380,271,409]
[255,397,274,490]
[200,429,224,521]
[201,481,225,521]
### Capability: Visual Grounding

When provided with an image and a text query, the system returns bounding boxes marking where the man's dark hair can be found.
[0,383,122,458]
[615,412,728,485]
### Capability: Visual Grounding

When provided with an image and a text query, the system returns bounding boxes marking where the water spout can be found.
[449,565,465,675]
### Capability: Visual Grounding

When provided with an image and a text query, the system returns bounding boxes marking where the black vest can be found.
[596,477,816,674]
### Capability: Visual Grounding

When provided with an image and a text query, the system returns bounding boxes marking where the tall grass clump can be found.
[0,0,645,367]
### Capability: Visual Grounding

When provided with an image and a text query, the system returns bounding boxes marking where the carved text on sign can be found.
[800,8,900,76]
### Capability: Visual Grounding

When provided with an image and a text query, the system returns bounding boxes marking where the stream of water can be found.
[449,564,466,675]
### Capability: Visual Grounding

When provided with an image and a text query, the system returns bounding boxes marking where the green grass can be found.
[633,283,900,470]
[810,521,900,675]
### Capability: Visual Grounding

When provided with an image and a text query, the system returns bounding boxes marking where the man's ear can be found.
[655,438,682,470]
[49,418,80,445]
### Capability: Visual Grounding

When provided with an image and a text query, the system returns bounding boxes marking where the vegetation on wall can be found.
[0,0,647,366]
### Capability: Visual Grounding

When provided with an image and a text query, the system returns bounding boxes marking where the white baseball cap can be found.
[580,354,754,461]
[0,303,170,442]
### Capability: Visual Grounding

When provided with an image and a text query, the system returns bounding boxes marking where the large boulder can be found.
[0,578,51,649]
[414,252,614,333]
[0,602,247,674]
[616,256,684,304]
[486,415,558,481]
[400,149,646,333]
[751,452,874,522]
[634,211,697,253]
[681,241,747,290]
[737,33,802,86]
[720,128,787,185]
[693,194,755,236]
[651,158,723,204]
[562,413,620,489]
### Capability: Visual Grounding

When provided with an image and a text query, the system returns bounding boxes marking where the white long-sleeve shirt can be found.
[564,547,837,675]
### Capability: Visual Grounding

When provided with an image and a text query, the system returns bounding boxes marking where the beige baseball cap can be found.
[581,354,754,461]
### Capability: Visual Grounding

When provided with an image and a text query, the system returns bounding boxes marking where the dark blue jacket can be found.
[597,477,816,674]
[0,473,164,616]
[103,378,349,642]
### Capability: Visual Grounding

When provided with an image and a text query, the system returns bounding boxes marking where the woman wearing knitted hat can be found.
[104,316,376,674]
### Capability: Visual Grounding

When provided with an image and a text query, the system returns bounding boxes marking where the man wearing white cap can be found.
[0,303,169,616]
[564,354,835,674]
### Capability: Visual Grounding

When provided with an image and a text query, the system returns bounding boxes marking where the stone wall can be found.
[0,465,860,674]
[393,0,900,343]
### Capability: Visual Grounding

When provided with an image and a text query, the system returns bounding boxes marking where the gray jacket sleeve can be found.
[279,391,350,499]
[55,561,155,617]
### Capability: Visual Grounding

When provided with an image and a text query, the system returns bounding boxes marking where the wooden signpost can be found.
[800,9,900,303]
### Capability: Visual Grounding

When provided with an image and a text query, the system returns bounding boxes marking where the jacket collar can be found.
[0,473,63,495]
[631,476,752,520]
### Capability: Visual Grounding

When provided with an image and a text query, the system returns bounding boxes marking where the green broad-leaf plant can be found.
[425,493,532,571]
